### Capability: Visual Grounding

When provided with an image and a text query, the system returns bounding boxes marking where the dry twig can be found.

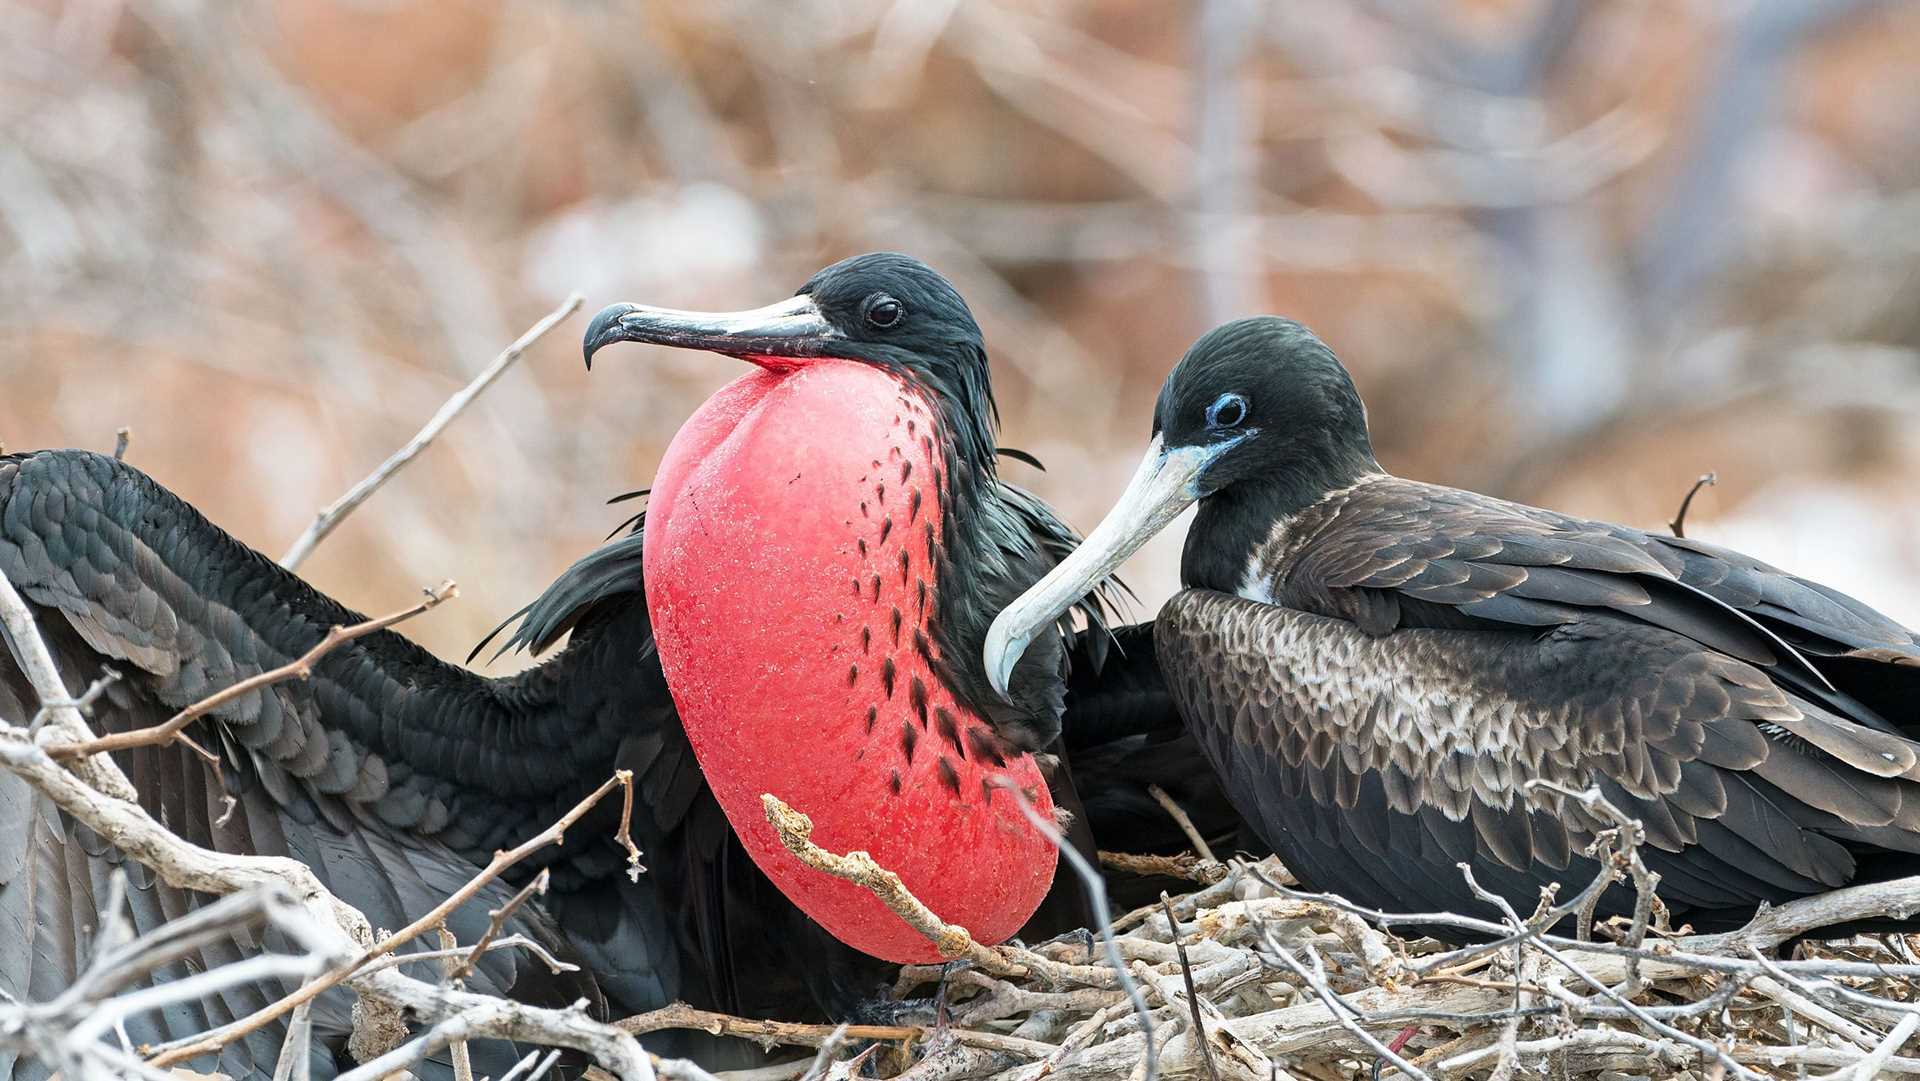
[47,580,459,764]
[760,793,1025,977]
[278,293,584,571]
[146,767,641,1070]
[617,1004,1054,1060]
[1668,470,1718,538]
[0,567,663,1081]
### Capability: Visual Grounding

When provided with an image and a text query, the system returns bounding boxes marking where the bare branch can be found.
[147,767,640,1070]
[616,1004,1054,1059]
[1146,783,1220,865]
[447,868,552,985]
[760,792,1024,977]
[278,293,584,570]
[47,580,458,763]
[1668,471,1718,538]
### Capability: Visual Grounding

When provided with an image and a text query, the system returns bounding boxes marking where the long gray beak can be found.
[583,294,838,368]
[984,435,1220,700]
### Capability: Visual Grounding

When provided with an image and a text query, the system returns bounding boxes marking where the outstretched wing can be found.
[0,451,643,1077]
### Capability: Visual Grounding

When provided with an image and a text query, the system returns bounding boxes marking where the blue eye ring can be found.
[1205,392,1248,430]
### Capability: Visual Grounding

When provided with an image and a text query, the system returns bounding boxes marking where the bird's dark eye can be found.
[865,296,904,329]
[1205,393,1248,430]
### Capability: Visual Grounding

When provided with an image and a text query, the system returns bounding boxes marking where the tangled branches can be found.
[633,786,1920,1081]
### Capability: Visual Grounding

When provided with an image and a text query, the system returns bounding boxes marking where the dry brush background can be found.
[6,0,1920,661]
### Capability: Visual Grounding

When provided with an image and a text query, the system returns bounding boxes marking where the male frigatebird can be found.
[0,386,1229,1072]
[987,316,1920,935]
[582,252,1155,961]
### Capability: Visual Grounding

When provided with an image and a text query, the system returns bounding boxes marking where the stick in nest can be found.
[1146,784,1218,864]
[617,1004,1054,1059]
[146,768,643,1071]
[759,793,1023,977]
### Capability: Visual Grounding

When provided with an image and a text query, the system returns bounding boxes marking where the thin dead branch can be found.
[447,867,553,985]
[1669,470,1719,538]
[760,793,1024,977]
[47,579,459,764]
[0,567,662,1080]
[617,1004,1054,1059]
[1147,783,1219,865]
[278,292,584,571]
[146,767,641,1071]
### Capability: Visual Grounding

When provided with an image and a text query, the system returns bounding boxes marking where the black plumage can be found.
[0,437,1239,1078]
[0,449,703,1080]
[988,315,1920,939]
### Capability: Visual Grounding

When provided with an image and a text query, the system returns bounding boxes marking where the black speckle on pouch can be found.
[909,677,929,727]
[934,708,962,756]
[967,728,1007,767]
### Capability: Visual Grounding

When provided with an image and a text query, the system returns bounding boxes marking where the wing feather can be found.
[1156,586,1920,931]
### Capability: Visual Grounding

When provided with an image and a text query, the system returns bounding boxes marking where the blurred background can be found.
[4,0,1919,668]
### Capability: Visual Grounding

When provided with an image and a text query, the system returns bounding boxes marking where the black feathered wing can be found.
[0,451,678,1078]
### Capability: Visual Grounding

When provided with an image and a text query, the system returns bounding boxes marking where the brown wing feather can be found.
[1276,477,1917,728]
[1156,588,1920,927]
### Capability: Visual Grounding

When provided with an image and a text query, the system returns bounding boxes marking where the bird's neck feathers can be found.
[1183,440,1380,595]
[891,354,1071,751]
[908,370,1033,735]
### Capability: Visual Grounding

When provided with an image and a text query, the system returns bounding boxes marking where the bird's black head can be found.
[585,252,999,471]
[1152,316,1376,501]
[796,252,987,370]
[590,252,1074,736]
[984,317,1380,698]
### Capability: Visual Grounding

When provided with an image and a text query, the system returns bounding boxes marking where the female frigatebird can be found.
[583,253,1128,961]
[987,316,1920,934]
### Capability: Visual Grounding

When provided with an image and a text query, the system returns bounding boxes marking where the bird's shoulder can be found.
[1259,474,1920,677]
[1267,475,1671,608]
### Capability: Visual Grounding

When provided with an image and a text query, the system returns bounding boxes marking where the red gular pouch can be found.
[643,359,1057,962]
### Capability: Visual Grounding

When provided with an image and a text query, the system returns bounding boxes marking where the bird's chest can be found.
[644,362,1055,962]
[1158,591,1594,819]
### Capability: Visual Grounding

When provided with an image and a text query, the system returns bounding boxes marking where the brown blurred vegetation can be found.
[4,0,1920,666]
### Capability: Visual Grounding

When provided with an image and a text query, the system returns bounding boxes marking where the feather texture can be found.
[1158,473,1920,935]
[1,450,1225,1077]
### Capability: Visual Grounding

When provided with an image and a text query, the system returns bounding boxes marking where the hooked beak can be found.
[583,294,839,369]
[984,434,1237,700]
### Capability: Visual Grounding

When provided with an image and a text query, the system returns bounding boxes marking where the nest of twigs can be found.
[624,792,1920,1081]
